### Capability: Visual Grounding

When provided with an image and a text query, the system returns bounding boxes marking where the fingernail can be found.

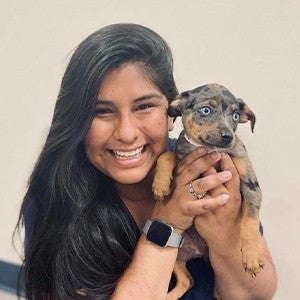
[221,171,232,180]
[210,151,221,160]
[220,194,230,204]
[197,147,207,155]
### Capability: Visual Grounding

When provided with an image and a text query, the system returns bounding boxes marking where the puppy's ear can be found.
[167,91,191,117]
[237,98,256,132]
[168,96,183,117]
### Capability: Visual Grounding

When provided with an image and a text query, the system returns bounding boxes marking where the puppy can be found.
[152,83,264,299]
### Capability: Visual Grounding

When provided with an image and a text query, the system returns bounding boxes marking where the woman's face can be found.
[85,63,174,184]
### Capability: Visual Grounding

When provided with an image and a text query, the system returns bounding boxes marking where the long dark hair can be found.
[15,23,178,299]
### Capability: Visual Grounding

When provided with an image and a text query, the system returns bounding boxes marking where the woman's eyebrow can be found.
[134,93,163,102]
[97,93,163,104]
[96,99,113,105]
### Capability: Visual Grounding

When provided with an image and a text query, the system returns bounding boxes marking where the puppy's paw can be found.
[242,247,264,277]
[152,178,171,201]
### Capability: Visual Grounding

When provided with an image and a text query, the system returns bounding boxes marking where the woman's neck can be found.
[114,173,156,229]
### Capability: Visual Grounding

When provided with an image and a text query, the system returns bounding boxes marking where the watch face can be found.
[147,220,172,247]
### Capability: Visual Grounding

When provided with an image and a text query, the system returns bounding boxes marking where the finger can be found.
[203,166,217,176]
[203,166,229,196]
[219,153,240,192]
[176,147,207,175]
[176,151,222,185]
[190,171,232,197]
[186,194,230,216]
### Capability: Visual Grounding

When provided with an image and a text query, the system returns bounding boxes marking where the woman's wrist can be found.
[150,203,191,234]
[205,228,241,257]
[142,218,184,248]
[145,215,186,235]
[208,239,241,259]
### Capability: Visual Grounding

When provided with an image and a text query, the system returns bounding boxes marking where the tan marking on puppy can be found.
[240,202,265,277]
[231,103,238,110]
[208,99,218,108]
[152,152,177,201]
[183,114,219,143]
[232,156,248,177]
[239,103,256,132]
[240,104,254,123]
[166,261,194,300]
[169,98,182,109]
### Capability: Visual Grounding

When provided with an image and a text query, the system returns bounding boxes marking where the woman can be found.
[16,23,277,299]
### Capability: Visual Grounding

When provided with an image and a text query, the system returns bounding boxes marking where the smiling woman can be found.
[15,23,276,300]
[15,23,180,300]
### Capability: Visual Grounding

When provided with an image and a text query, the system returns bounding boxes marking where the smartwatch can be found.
[142,219,183,248]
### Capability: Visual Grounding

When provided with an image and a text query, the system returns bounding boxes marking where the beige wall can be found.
[1,0,299,298]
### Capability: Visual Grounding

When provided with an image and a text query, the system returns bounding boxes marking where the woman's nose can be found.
[114,115,138,143]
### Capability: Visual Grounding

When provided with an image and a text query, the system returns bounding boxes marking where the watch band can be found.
[142,219,183,248]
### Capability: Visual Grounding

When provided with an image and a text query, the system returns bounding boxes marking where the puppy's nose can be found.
[221,131,233,144]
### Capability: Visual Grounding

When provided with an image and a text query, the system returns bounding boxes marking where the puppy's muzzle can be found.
[209,130,233,147]
[221,131,233,145]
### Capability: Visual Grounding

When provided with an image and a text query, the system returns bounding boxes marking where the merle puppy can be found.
[152,83,264,300]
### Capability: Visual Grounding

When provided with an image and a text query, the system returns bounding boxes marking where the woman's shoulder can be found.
[167,138,177,152]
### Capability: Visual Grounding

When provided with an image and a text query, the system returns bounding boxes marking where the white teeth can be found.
[112,146,144,160]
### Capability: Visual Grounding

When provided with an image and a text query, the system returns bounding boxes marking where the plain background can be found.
[1,0,299,298]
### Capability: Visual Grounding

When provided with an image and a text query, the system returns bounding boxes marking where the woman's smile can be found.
[109,145,145,160]
[106,144,148,169]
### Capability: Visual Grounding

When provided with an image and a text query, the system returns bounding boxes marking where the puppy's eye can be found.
[233,111,240,121]
[199,106,211,116]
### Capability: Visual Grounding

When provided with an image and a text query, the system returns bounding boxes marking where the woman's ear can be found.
[168,116,174,131]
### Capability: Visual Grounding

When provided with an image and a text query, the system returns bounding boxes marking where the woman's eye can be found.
[95,108,113,116]
[199,106,211,116]
[233,111,240,121]
[136,103,153,111]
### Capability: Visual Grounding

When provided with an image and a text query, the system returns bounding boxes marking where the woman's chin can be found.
[113,170,149,185]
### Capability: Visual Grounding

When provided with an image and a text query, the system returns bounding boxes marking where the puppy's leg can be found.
[232,156,264,277]
[166,260,194,300]
[240,200,264,277]
[152,152,177,201]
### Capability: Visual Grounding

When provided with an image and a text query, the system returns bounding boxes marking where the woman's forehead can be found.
[97,63,163,101]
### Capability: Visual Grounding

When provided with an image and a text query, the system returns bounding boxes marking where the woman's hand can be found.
[193,153,242,254]
[151,148,233,233]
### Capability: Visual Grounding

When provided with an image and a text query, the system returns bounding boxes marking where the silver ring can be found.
[188,181,207,200]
